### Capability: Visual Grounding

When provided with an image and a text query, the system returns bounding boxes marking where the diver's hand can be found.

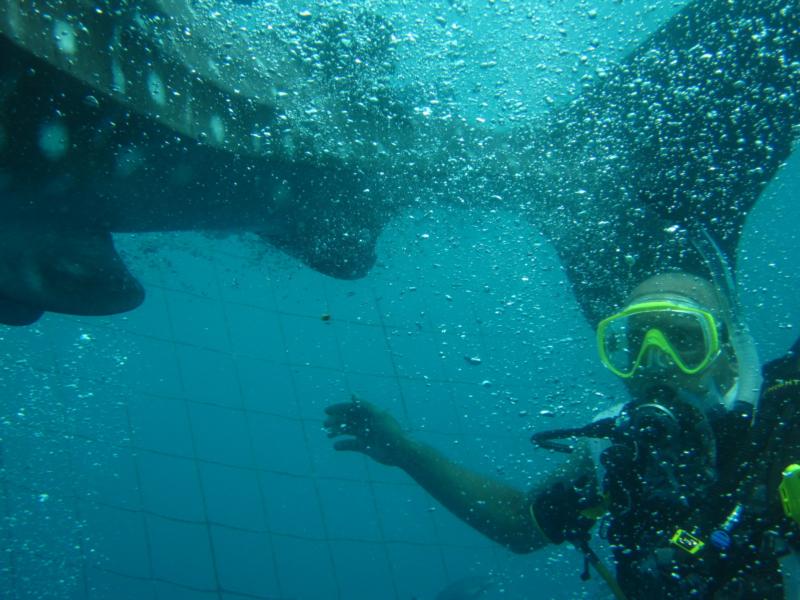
[324,396,409,467]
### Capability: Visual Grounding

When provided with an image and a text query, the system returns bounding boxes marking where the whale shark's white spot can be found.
[273,179,293,210]
[53,20,77,56]
[21,259,46,298]
[207,59,221,79]
[38,121,70,161]
[111,59,127,95]
[250,131,264,153]
[147,71,166,106]
[209,115,226,144]
[6,4,24,37]
[115,146,145,177]
[282,132,296,158]
[250,134,260,152]
[182,102,196,130]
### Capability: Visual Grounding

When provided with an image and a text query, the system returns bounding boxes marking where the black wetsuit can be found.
[532,338,800,599]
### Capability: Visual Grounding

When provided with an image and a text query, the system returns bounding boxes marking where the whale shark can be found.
[0,0,420,324]
[0,0,798,325]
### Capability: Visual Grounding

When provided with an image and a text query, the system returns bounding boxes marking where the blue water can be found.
[2,1,800,600]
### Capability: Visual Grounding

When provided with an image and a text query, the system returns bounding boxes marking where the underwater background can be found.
[2,1,800,599]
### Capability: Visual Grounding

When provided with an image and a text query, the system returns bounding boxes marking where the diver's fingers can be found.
[325,400,372,421]
[333,438,367,453]
[325,419,358,438]
[324,402,355,417]
[324,407,361,433]
[324,421,340,437]
[326,399,376,425]
[324,407,354,431]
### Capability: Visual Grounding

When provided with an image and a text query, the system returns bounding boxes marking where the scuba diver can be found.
[324,271,800,599]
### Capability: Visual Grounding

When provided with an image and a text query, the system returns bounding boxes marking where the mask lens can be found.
[654,310,709,369]
[601,306,715,375]
[601,317,637,374]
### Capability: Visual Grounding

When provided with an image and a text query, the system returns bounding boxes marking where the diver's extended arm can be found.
[324,397,554,553]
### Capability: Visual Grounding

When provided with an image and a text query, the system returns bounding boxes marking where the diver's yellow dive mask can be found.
[597,297,722,379]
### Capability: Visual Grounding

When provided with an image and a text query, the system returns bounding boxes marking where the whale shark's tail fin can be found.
[527,0,800,328]
[0,226,144,325]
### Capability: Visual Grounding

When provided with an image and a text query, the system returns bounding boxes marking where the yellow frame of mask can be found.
[597,300,720,379]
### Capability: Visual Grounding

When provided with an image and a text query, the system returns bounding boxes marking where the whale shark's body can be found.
[0,0,798,325]
[0,30,390,324]
[0,0,430,324]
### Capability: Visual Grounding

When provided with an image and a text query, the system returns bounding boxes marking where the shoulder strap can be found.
[754,335,800,440]
[762,335,800,390]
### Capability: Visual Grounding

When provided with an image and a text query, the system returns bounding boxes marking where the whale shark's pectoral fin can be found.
[0,297,44,327]
[257,169,389,280]
[259,213,380,281]
[0,227,145,325]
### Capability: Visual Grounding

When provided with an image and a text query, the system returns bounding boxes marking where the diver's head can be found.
[627,272,732,319]
[597,272,737,400]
